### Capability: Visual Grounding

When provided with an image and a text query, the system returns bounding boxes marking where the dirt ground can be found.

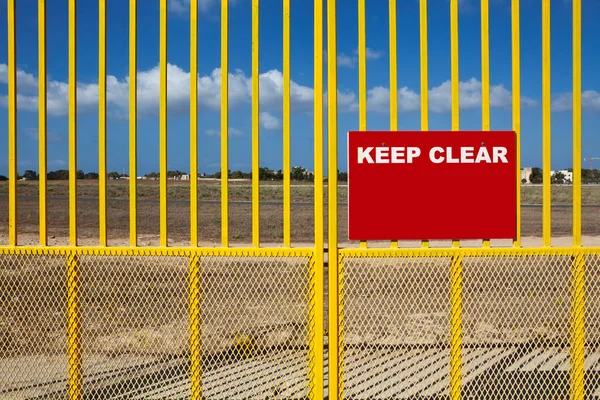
[1,181,600,246]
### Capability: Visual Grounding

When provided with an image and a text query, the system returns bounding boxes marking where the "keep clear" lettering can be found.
[357,146,508,164]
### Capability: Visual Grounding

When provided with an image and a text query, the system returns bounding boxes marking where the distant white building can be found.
[521,167,533,183]
[551,169,573,184]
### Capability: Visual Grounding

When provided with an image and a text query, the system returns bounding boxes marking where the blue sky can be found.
[1,0,600,176]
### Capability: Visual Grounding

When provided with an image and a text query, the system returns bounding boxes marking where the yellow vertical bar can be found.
[283,0,291,248]
[481,0,490,248]
[358,0,367,250]
[67,252,82,399]
[7,0,17,247]
[313,0,325,397]
[570,252,585,400]
[252,0,260,248]
[129,0,138,247]
[189,254,202,399]
[69,0,78,246]
[99,0,107,246]
[160,0,168,247]
[450,0,459,250]
[542,0,551,247]
[450,254,463,400]
[572,0,581,248]
[190,0,198,247]
[389,0,398,249]
[221,0,229,248]
[38,0,47,246]
[512,0,521,248]
[327,0,341,397]
[420,0,429,249]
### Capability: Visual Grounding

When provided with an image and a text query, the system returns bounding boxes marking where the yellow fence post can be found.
[571,253,585,400]
[481,0,491,248]
[327,0,342,397]
[313,0,325,396]
[542,0,551,247]
[99,0,107,247]
[8,0,17,246]
[283,0,291,248]
[67,252,82,399]
[389,0,398,250]
[251,0,260,248]
[450,253,463,400]
[69,0,78,247]
[419,0,429,249]
[189,254,202,399]
[160,0,168,247]
[221,0,229,248]
[358,0,367,250]
[512,0,521,248]
[39,0,48,246]
[130,0,138,247]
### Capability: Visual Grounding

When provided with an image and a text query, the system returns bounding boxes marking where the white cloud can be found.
[552,90,600,112]
[205,127,244,136]
[260,112,281,130]
[169,0,236,14]
[367,77,537,113]
[338,47,383,68]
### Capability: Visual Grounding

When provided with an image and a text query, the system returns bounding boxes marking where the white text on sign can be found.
[357,146,508,164]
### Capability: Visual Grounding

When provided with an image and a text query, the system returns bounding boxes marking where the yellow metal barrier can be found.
[0,0,595,399]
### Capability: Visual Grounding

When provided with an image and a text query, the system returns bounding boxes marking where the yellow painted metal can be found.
[570,253,585,400]
[313,0,325,396]
[38,0,47,246]
[481,0,490,248]
[450,0,459,250]
[221,0,229,248]
[69,0,78,247]
[67,252,82,399]
[327,0,341,396]
[99,0,107,247]
[389,0,398,250]
[160,0,168,247]
[252,0,260,248]
[189,254,202,399]
[420,0,429,249]
[542,0,551,247]
[450,253,463,400]
[7,0,17,247]
[512,0,521,248]
[190,0,198,248]
[129,0,138,247]
[572,0,581,248]
[358,0,367,250]
[283,0,291,248]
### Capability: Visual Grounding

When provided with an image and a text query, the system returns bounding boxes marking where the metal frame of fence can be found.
[1,0,595,399]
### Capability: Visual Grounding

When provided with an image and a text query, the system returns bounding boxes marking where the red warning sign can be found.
[347,130,517,241]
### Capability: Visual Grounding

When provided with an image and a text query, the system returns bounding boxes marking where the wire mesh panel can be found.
[0,252,68,399]
[200,254,313,399]
[585,253,600,397]
[78,253,190,399]
[339,253,451,399]
[462,253,572,399]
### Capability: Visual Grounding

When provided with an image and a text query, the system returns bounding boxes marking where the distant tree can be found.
[0,175,7,181]
[338,171,348,182]
[84,172,99,179]
[521,178,527,184]
[108,171,121,180]
[551,171,566,185]
[47,169,69,180]
[529,167,543,184]
[291,166,306,181]
[76,169,85,179]
[23,170,38,180]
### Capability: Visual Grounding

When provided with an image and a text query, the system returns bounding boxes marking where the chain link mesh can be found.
[0,253,68,399]
[0,250,314,399]
[339,253,451,399]
[338,250,600,400]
